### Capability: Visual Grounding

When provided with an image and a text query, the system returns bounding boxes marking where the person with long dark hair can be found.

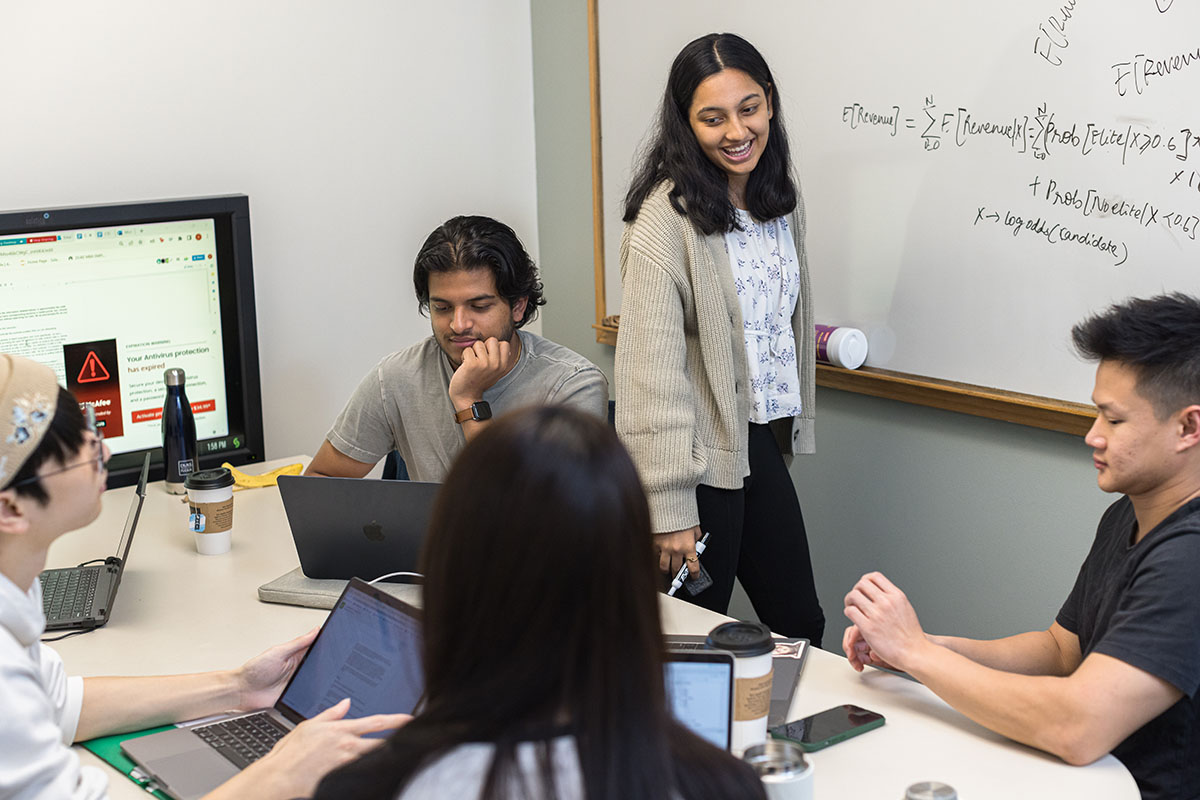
[616,33,824,643]
[313,405,765,799]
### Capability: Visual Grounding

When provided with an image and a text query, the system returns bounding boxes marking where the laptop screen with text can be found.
[278,580,424,725]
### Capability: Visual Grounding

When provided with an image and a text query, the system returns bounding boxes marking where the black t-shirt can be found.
[1057,496,1200,800]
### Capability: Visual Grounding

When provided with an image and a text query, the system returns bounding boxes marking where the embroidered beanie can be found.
[0,354,60,487]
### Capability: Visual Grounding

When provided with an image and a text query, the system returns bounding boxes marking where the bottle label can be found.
[814,324,838,364]
[177,459,195,476]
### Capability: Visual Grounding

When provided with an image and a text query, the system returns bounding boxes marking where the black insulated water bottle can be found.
[162,367,197,494]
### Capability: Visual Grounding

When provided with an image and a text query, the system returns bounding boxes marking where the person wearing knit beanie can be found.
[0,353,61,489]
[0,353,408,799]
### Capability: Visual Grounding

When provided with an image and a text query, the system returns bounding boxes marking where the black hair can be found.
[412,215,545,328]
[3,387,87,505]
[314,406,764,800]
[1072,292,1200,418]
[623,32,797,235]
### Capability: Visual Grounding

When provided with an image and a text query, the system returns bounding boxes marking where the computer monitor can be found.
[0,195,265,488]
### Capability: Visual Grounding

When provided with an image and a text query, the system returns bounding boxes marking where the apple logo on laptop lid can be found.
[363,520,385,542]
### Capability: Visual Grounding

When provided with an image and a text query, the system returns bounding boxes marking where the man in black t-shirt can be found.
[841,294,1200,800]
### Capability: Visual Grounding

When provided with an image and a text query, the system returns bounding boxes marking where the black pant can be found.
[684,423,825,647]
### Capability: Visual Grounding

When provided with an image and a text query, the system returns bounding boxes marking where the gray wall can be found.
[3,0,540,461]
[530,0,615,378]
[792,390,1109,647]
[529,0,1113,650]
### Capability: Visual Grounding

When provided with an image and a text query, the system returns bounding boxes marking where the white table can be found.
[47,458,1138,799]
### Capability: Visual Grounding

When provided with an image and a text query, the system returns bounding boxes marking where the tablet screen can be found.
[277,580,424,726]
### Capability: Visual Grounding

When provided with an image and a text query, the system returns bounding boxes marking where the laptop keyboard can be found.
[192,712,290,769]
[41,568,101,620]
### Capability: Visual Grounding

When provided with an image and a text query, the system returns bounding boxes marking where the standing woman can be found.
[616,32,824,644]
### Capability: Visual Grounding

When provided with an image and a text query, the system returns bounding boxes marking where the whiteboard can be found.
[598,0,1200,404]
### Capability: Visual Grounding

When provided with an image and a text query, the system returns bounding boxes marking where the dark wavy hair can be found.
[623,33,797,235]
[314,406,765,800]
[1072,292,1200,419]
[3,387,87,505]
[412,215,545,328]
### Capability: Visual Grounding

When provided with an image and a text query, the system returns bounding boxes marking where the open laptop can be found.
[40,453,149,631]
[665,634,809,727]
[665,648,735,750]
[277,474,440,581]
[123,577,424,800]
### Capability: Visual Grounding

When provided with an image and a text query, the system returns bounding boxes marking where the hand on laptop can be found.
[213,699,411,800]
[233,627,320,711]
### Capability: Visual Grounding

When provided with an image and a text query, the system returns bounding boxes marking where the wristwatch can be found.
[453,401,492,424]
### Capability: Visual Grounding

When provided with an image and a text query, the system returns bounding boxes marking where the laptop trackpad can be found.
[125,730,240,800]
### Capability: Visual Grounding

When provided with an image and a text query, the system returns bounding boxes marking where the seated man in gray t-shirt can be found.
[307,215,609,482]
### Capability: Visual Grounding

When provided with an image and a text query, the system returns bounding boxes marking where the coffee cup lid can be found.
[706,621,773,656]
[184,467,234,491]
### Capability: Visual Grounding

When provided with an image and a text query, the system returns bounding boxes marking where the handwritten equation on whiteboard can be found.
[840,98,1199,170]
[839,96,1200,266]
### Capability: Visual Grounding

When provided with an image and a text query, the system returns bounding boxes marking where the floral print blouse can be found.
[724,209,803,423]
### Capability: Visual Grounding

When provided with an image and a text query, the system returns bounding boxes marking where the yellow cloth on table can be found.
[221,462,302,489]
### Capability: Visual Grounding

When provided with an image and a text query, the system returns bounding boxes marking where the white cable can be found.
[368,571,424,585]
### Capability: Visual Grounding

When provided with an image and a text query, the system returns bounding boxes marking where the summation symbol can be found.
[921,96,940,151]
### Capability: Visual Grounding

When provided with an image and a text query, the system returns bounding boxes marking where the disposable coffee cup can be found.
[707,621,774,755]
[184,468,235,555]
[744,739,814,800]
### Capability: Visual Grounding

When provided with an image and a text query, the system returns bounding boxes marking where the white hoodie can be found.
[0,572,107,799]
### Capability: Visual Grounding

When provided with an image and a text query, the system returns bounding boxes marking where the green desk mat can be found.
[80,724,177,799]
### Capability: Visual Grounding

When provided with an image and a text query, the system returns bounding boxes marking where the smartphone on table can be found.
[769,703,885,752]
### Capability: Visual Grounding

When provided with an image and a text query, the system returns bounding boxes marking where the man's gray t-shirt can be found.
[327,331,609,481]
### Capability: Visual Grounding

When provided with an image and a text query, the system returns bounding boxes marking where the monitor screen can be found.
[0,195,264,487]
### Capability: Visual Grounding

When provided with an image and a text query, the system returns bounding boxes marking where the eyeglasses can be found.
[9,405,108,488]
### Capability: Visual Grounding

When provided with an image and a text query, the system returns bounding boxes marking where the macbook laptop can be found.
[665,634,809,727]
[40,453,149,631]
[665,648,735,750]
[123,577,424,800]
[277,474,440,581]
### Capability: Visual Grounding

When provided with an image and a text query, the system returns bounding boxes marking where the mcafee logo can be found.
[363,521,385,542]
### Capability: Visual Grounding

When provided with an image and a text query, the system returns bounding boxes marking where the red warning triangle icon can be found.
[77,351,111,384]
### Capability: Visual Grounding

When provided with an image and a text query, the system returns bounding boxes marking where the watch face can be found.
[472,401,492,421]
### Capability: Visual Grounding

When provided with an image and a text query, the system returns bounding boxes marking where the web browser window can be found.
[0,219,229,454]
